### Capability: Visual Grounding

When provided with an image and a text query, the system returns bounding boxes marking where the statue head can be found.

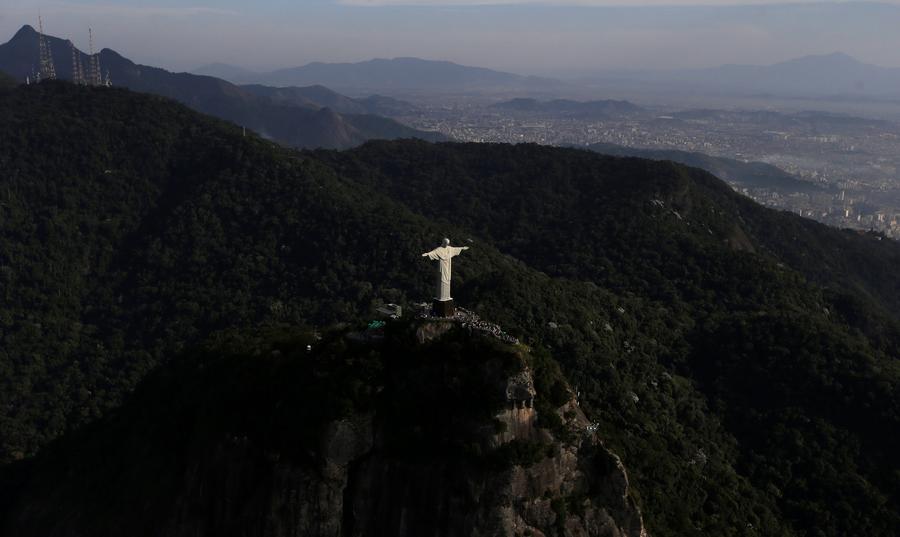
[442,238,450,247]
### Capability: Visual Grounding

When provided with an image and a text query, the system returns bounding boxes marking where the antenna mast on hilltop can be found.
[88,28,102,86]
[70,40,84,84]
[37,13,57,81]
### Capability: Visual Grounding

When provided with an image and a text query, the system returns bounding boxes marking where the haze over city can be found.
[3,0,900,75]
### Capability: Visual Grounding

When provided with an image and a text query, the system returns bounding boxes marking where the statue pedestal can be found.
[432,299,455,318]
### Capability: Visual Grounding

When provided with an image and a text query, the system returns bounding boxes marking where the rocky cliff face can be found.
[1,322,647,537]
[485,365,648,537]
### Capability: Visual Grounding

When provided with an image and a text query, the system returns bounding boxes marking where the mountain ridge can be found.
[0,25,443,149]
[238,83,420,116]
[199,56,565,93]
[584,141,825,193]
[1,320,649,537]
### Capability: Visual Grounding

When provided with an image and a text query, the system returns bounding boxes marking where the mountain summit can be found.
[10,24,37,40]
[0,25,443,149]
[0,25,41,80]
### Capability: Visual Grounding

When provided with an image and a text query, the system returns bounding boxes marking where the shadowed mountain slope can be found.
[1,323,650,537]
[241,84,421,117]
[0,83,898,536]
[0,71,14,88]
[585,142,825,193]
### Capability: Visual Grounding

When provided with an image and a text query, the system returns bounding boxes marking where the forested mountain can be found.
[240,83,365,112]
[0,71,14,88]
[585,142,825,193]
[321,141,900,310]
[315,143,900,536]
[0,82,898,536]
[240,84,420,117]
[1,322,651,537]
[0,25,442,149]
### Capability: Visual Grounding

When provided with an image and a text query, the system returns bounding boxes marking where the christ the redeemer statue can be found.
[422,238,468,317]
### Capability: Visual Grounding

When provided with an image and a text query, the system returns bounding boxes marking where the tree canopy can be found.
[1,82,898,536]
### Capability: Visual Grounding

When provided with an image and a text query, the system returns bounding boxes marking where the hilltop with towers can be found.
[14,16,110,86]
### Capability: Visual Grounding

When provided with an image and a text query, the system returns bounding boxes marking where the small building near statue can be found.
[376,303,403,319]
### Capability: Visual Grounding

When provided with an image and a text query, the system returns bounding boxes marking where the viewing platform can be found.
[413,303,519,345]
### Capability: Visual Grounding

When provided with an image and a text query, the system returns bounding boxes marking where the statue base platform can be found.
[432,299,455,318]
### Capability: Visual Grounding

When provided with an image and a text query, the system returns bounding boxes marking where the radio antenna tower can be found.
[88,28,102,86]
[37,14,57,81]
[70,40,84,84]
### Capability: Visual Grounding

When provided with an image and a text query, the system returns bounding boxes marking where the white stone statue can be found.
[422,238,469,302]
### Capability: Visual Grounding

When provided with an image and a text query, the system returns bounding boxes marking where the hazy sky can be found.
[2,1,900,75]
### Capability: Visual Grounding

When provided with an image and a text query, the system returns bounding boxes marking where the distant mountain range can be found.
[196,52,900,99]
[492,98,643,118]
[586,52,900,97]
[0,25,442,149]
[240,84,420,117]
[190,51,900,102]
[194,57,565,94]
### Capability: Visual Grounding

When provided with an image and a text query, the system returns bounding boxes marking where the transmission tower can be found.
[88,28,102,86]
[70,40,84,84]
[37,14,57,81]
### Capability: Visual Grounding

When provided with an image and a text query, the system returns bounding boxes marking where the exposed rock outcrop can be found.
[490,369,648,537]
[1,322,647,537]
[494,368,538,445]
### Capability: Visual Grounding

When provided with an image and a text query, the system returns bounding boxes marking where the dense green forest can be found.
[0,71,14,89]
[318,140,900,535]
[584,141,825,193]
[0,82,898,536]
[2,324,564,536]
